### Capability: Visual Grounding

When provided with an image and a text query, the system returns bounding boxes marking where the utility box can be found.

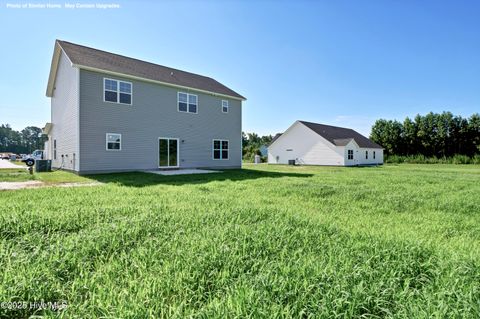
[35,160,52,172]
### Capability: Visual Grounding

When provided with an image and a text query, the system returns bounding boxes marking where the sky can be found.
[0,0,479,136]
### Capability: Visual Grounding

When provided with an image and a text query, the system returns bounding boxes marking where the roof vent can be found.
[170,71,174,76]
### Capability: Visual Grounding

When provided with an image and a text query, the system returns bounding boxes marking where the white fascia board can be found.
[268,120,302,148]
[46,43,62,97]
[344,139,360,149]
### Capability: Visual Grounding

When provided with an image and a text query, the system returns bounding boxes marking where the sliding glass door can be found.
[159,138,178,168]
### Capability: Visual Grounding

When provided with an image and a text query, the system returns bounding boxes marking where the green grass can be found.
[0,168,33,182]
[0,164,479,318]
[0,168,93,184]
[386,154,480,164]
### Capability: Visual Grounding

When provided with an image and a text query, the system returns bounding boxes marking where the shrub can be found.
[385,154,480,164]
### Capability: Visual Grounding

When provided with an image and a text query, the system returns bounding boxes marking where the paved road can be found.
[0,159,23,169]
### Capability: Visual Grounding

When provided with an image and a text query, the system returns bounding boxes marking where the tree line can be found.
[0,124,47,154]
[370,112,480,157]
[242,132,273,161]
[3,112,479,159]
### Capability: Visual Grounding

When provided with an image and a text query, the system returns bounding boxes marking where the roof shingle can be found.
[299,121,383,149]
[56,40,245,100]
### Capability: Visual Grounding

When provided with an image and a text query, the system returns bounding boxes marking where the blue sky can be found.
[0,0,479,136]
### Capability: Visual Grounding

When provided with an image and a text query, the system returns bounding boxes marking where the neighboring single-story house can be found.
[44,40,245,174]
[268,120,383,166]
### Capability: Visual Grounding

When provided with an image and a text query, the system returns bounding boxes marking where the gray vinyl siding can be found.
[79,69,242,173]
[50,51,79,171]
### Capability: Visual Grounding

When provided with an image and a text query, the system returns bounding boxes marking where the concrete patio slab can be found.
[144,169,221,176]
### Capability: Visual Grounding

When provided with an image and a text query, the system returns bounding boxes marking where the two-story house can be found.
[44,40,245,174]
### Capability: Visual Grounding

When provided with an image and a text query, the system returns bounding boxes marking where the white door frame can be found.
[158,137,179,168]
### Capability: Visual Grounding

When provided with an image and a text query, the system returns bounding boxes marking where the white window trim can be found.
[103,78,133,105]
[222,100,229,113]
[212,139,229,160]
[177,92,198,114]
[158,137,179,168]
[347,149,354,160]
[106,133,122,151]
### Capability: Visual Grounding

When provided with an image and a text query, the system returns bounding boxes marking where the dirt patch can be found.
[55,182,102,188]
[0,181,43,190]
[0,181,102,191]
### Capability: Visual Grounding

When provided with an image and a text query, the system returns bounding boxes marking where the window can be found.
[222,100,229,113]
[213,139,229,160]
[178,92,197,113]
[104,78,132,105]
[373,151,376,159]
[106,133,121,150]
[119,81,132,104]
[347,149,353,160]
[53,139,57,160]
[365,150,368,159]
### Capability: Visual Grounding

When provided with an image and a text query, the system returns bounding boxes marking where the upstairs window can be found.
[365,150,368,159]
[106,133,121,150]
[222,100,229,113]
[178,92,198,113]
[104,78,132,105]
[213,139,229,160]
[347,149,353,160]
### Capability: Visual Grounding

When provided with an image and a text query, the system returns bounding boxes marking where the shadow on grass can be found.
[88,168,313,187]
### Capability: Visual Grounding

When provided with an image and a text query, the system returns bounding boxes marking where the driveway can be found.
[0,159,23,169]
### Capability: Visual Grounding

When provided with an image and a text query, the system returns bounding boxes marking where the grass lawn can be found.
[0,168,93,184]
[0,164,479,317]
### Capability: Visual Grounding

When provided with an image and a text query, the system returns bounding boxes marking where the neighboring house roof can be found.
[332,138,354,146]
[269,133,283,146]
[270,121,382,149]
[299,121,383,148]
[46,40,246,100]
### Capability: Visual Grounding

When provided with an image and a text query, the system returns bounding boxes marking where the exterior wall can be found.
[358,148,383,165]
[269,122,384,166]
[343,140,359,166]
[48,51,79,171]
[343,140,383,166]
[44,140,50,159]
[268,122,344,165]
[78,69,242,173]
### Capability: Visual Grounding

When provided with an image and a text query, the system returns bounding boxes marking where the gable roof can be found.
[269,133,283,146]
[47,40,245,100]
[299,121,382,148]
